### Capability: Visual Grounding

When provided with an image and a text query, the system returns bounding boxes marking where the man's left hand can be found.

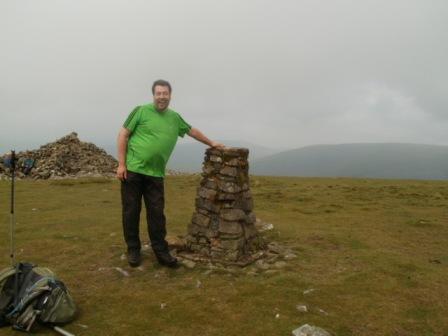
[210,141,226,149]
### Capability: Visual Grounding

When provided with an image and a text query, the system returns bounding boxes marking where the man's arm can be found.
[188,127,225,149]
[116,127,131,181]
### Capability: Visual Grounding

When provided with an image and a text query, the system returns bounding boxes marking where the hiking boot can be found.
[155,252,178,268]
[127,249,141,268]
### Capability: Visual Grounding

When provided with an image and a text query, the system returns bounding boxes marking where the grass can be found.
[0,175,447,335]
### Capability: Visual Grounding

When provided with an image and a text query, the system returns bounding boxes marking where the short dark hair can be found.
[152,79,172,94]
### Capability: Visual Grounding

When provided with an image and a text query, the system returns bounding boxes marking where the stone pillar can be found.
[185,147,263,265]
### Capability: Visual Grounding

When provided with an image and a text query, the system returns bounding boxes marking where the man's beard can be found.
[155,100,169,111]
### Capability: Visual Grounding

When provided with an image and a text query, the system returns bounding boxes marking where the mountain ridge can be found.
[251,142,448,180]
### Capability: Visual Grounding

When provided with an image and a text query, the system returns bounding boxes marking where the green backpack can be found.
[0,263,77,332]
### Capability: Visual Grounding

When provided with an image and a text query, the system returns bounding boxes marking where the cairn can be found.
[0,132,117,180]
[184,147,264,265]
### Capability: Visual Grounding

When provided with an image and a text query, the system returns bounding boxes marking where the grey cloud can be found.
[1,0,447,154]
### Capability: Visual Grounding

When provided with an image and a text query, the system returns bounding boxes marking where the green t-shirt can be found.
[123,103,192,177]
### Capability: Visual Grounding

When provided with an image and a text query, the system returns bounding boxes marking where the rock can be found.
[218,181,242,194]
[292,324,331,336]
[195,197,221,213]
[114,267,130,277]
[284,253,298,260]
[181,259,196,269]
[209,155,222,163]
[246,270,258,276]
[303,288,316,295]
[192,212,211,227]
[267,242,284,254]
[76,324,89,329]
[166,235,186,250]
[220,209,246,221]
[218,220,243,235]
[220,166,238,177]
[198,187,217,200]
[273,261,287,269]
[317,308,329,316]
[256,219,274,232]
[255,259,271,270]
[296,305,308,312]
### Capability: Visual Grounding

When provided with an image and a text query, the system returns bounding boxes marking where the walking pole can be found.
[9,150,16,267]
[6,150,20,307]
[53,326,76,336]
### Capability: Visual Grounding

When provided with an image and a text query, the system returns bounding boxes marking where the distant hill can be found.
[167,140,280,172]
[251,143,448,180]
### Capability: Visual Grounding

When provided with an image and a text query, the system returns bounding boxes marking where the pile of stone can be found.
[0,132,117,180]
[183,147,265,265]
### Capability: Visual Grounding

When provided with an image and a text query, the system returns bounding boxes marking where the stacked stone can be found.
[0,132,118,180]
[186,147,261,263]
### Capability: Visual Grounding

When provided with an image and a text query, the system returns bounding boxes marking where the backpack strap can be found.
[0,267,16,287]
[0,267,17,326]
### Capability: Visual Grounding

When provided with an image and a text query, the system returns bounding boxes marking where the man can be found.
[117,79,224,268]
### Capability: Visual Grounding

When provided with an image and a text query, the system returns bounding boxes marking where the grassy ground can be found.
[0,175,447,336]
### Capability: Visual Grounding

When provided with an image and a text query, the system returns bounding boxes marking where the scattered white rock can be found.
[196,279,202,288]
[160,303,167,309]
[110,232,116,237]
[31,208,37,211]
[275,313,280,319]
[142,244,151,251]
[273,261,287,269]
[255,259,270,270]
[76,323,89,329]
[296,305,308,312]
[181,259,196,269]
[267,242,284,254]
[114,267,130,277]
[303,288,316,295]
[292,324,331,336]
[255,218,274,232]
[120,254,126,261]
[317,308,329,316]
[284,253,298,260]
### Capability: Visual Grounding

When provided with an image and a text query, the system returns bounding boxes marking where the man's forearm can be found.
[117,130,129,166]
[188,127,214,146]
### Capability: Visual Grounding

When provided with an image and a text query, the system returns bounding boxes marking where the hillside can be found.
[0,176,447,335]
[252,143,448,180]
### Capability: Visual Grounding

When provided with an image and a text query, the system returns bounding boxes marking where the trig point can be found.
[184,147,264,265]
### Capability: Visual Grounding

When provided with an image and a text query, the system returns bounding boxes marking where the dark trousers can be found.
[121,171,168,254]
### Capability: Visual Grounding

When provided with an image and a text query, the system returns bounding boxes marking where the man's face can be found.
[153,85,171,112]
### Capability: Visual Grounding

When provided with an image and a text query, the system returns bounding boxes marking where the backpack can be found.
[0,263,77,332]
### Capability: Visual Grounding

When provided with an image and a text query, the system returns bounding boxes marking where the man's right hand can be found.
[116,164,127,181]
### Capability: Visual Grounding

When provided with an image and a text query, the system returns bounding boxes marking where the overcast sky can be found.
[1,0,447,154]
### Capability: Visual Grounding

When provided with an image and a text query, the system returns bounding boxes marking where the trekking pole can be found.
[9,150,16,267]
[53,326,76,336]
[6,150,21,308]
